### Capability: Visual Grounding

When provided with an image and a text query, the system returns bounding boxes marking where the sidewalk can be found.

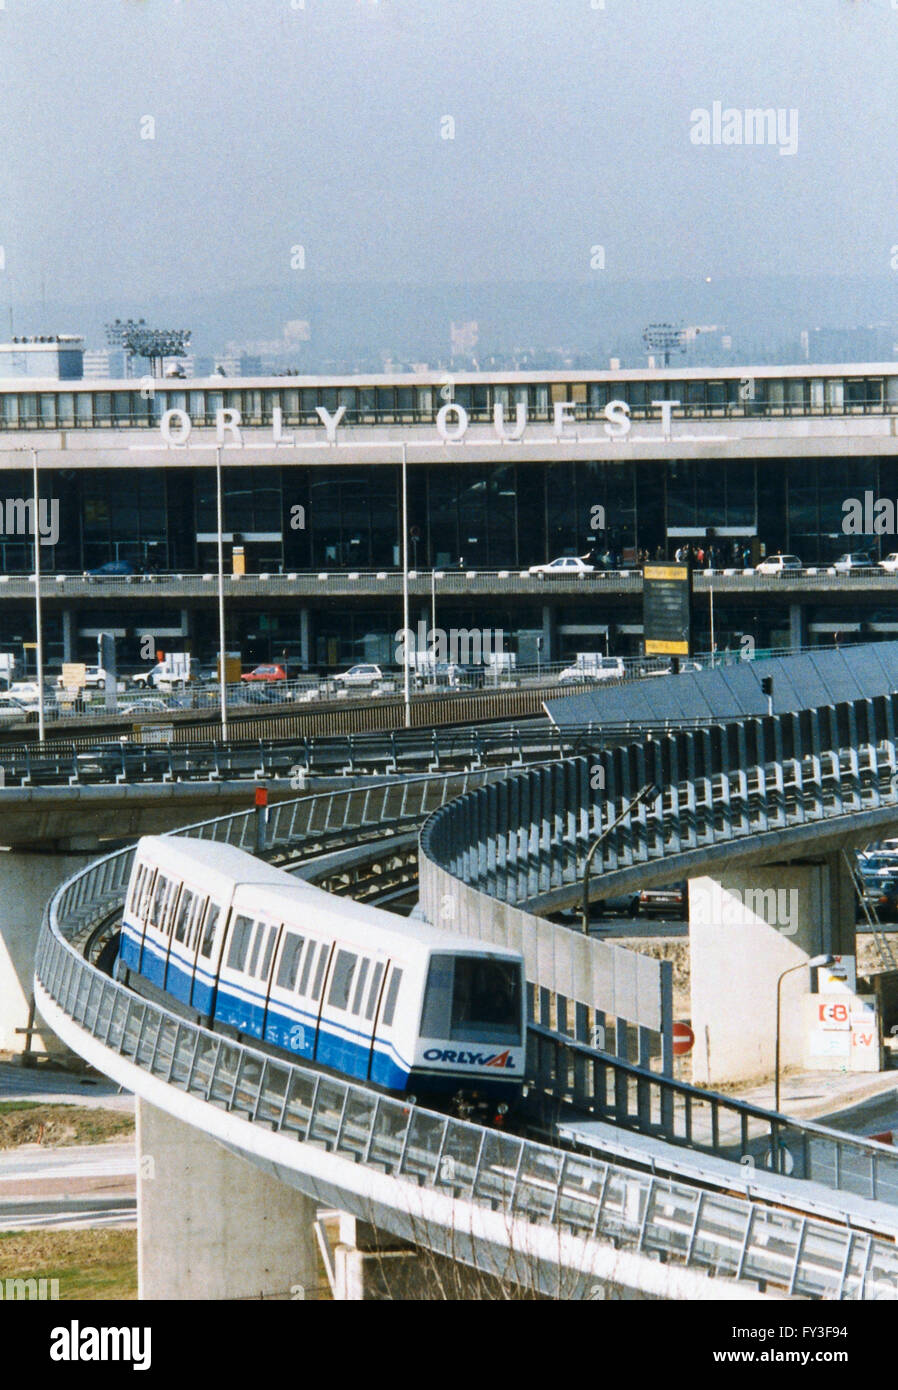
[697,1062,898,1134]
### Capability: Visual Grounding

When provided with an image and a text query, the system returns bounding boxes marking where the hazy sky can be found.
[2,0,897,306]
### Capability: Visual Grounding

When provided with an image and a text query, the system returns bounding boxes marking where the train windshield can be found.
[421,954,521,1045]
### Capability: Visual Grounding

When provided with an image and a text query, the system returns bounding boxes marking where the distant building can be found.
[0,335,83,380]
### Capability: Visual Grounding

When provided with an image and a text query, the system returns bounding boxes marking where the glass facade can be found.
[0,454,895,574]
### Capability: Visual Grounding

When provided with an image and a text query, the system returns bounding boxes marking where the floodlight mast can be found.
[642,323,686,368]
[104,319,191,377]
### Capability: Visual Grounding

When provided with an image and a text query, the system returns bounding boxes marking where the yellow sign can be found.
[644,564,690,583]
[645,638,690,656]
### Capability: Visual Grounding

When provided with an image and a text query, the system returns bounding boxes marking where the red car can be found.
[241,664,288,682]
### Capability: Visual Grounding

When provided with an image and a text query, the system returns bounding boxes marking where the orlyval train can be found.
[110,835,526,1121]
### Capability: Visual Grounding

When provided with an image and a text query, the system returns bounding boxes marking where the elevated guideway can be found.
[31,708,898,1299]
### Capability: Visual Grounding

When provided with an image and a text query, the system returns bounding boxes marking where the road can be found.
[0,1141,136,1230]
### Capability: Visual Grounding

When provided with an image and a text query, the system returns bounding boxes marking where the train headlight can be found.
[497,1103,509,1115]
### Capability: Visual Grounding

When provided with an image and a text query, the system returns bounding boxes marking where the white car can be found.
[528,556,595,576]
[755,554,803,576]
[879,554,898,572]
[333,663,384,688]
[558,656,625,683]
[832,552,875,573]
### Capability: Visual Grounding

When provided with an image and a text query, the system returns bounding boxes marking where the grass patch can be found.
[0,1104,134,1149]
[0,1229,136,1300]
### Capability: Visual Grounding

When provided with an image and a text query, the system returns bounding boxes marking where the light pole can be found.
[401,443,410,728]
[31,447,45,743]
[215,445,228,741]
[775,953,834,1112]
[581,783,659,934]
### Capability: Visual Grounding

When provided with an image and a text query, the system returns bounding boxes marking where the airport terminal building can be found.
[1,356,898,671]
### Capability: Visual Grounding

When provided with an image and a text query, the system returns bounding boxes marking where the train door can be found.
[190,897,223,1015]
[368,961,406,1089]
[363,956,391,1083]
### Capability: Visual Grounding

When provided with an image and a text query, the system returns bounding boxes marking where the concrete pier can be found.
[137,1099,319,1300]
[689,855,857,1086]
[0,849,94,1055]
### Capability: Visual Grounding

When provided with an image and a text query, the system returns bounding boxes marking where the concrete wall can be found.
[419,857,670,1036]
[689,858,857,1086]
[137,1099,319,1300]
[0,850,93,1054]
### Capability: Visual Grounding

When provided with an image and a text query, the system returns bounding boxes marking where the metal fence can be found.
[531,1025,898,1205]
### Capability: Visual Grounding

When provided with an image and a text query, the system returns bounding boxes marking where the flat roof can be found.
[3,361,898,391]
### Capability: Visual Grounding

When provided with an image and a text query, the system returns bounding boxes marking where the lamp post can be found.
[775,953,834,1112]
[401,443,410,729]
[31,447,45,743]
[581,783,659,934]
[215,445,228,741]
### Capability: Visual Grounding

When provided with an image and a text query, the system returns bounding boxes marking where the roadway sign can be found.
[672,1021,695,1055]
[643,562,692,656]
[61,663,87,690]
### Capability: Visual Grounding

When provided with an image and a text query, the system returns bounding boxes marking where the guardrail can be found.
[1,565,897,606]
[0,718,720,786]
[531,1025,898,1204]
[35,820,898,1298]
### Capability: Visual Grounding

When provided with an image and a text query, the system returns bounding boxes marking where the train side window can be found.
[139,868,156,921]
[327,950,357,1010]
[298,940,318,996]
[365,962,385,1020]
[199,902,221,959]
[311,945,330,1002]
[188,897,208,953]
[226,915,254,971]
[351,959,370,1014]
[381,969,403,1028]
[150,875,170,929]
[173,890,195,944]
[130,864,145,914]
[246,921,265,977]
[259,926,277,980]
[276,933,305,991]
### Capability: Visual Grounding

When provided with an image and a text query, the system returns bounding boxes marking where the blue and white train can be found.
[113,836,527,1117]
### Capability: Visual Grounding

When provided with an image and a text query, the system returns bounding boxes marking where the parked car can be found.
[86,560,134,578]
[879,554,898,573]
[333,664,384,688]
[635,883,687,918]
[755,554,803,576]
[0,697,38,724]
[832,551,875,572]
[118,698,171,716]
[241,664,288,682]
[528,556,595,577]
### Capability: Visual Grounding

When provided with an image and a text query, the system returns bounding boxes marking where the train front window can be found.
[450,957,521,1044]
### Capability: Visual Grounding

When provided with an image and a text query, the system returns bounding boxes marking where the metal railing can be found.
[531,1025,898,1205]
[0,718,725,786]
[35,842,898,1299]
